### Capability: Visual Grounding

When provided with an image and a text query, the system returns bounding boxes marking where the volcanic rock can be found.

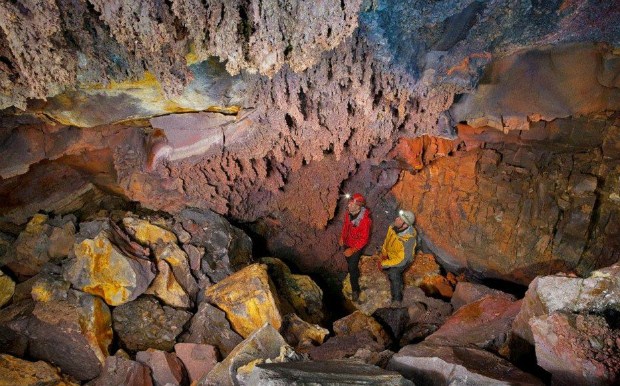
[0,270,15,308]
[451,282,516,311]
[388,343,544,385]
[204,263,282,338]
[199,323,291,386]
[153,242,199,300]
[180,301,243,358]
[122,217,178,247]
[174,343,218,384]
[64,231,156,306]
[404,252,454,298]
[425,294,522,352]
[174,208,253,283]
[135,349,186,386]
[261,257,324,324]
[530,311,620,386]
[333,311,391,349]
[0,354,78,386]
[308,330,385,361]
[144,259,190,309]
[112,296,191,352]
[87,356,153,386]
[279,313,329,353]
[372,307,410,342]
[4,214,53,277]
[244,360,414,386]
[0,289,113,381]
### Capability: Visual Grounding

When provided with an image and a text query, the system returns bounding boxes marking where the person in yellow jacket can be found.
[379,210,417,303]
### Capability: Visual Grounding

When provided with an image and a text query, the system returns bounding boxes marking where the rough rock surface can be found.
[393,115,620,284]
[0,354,78,386]
[245,360,414,386]
[451,282,516,311]
[279,313,329,353]
[204,263,283,338]
[87,356,154,386]
[388,343,544,386]
[0,290,113,381]
[112,296,191,352]
[0,269,15,308]
[135,349,186,386]
[180,301,243,358]
[200,323,290,386]
[144,259,191,309]
[308,330,385,361]
[64,231,156,306]
[333,311,391,349]
[174,343,218,384]
[531,311,619,386]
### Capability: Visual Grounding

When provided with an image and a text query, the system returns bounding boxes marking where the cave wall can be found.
[393,115,620,284]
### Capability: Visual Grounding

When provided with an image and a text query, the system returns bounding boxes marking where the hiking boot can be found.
[352,290,360,302]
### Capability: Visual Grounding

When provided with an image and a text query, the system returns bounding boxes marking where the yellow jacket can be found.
[380,226,417,268]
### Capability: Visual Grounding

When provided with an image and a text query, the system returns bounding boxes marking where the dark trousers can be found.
[387,264,408,301]
[347,250,363,293]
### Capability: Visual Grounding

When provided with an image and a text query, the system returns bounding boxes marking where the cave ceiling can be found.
[0,0,619,282]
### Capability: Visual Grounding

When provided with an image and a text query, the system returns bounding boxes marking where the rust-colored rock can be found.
[451,282,516,311]
[0,354,78,386]
[279,313,329,353]
[87,356,153,386]
[333,311,391,349]
[174,343,218,384]
[122,217,178,247]
[135,349,186,386]
[0,270,14,308]
[204,263,283,338]
[145,260,190,309]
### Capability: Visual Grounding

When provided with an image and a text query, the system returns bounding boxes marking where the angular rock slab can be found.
[145,259,190,308]
[64,231,155,306]
[86,356,153,386]
[0,270,15,307]
[136,349,186,386]
[245,360,414,385]
[154,242,199,300]
[180,301,243,358]
[204,263,283,338]
[513,263,620,345]
[530,312,620,386]
[0,354,78,386]
[388,343,544,385]
[113,296,192,352]
[5,214,52,277]
[199,323,288,386]
[175,343,218,384]
[122,217,178,247]
[0,291,113,381]
[451,282,516,311]
[262,257,324,324]
[308,330,385,361]
[426,294,522,351]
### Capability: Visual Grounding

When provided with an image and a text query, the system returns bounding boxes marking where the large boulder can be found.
[451,282,516,310]
[64,231,156,306]
[180,301,243,358]
[0,354,78,386]
[136,349,186,386]
[512,263,620,346]
[174,208,253,283]
[0,289,113,381]
[204,263,283,338]
[308,330,385,361]
[0,270,15,308]
[399,286,453,345]
[153,242,199,300]
[404,252,454,298]
[262,257,324,324]
[112,296,191,352]
[199,323,292,386]
[122,217,178,247]
[388,343,544,385]
[333,311,391,349]
[245,360,414,385]
[86,356,154,386]
[530,311,619,386]
[425,294,522,352]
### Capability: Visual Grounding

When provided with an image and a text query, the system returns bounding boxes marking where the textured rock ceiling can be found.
[1,0,619,282]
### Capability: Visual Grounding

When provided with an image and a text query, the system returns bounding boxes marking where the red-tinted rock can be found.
[530,312,620,386]
[333,311,391,348]
[136,350,186,386]
[174,343,218,384]
[87,356,153,386]
[451,282,515,310]
[308,330,384,361]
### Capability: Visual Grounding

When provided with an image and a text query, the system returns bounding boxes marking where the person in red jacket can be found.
[339,193,372,301]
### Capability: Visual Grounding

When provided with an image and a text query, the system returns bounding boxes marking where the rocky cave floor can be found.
[0,204,618,386]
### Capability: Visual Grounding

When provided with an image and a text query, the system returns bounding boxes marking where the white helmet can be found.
[398,210,415,226]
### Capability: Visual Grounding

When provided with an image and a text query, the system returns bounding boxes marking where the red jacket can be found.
[340,207,372,251]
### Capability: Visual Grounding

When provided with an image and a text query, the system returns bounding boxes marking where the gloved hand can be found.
[338,237,344,247]
[344,248,356,257]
